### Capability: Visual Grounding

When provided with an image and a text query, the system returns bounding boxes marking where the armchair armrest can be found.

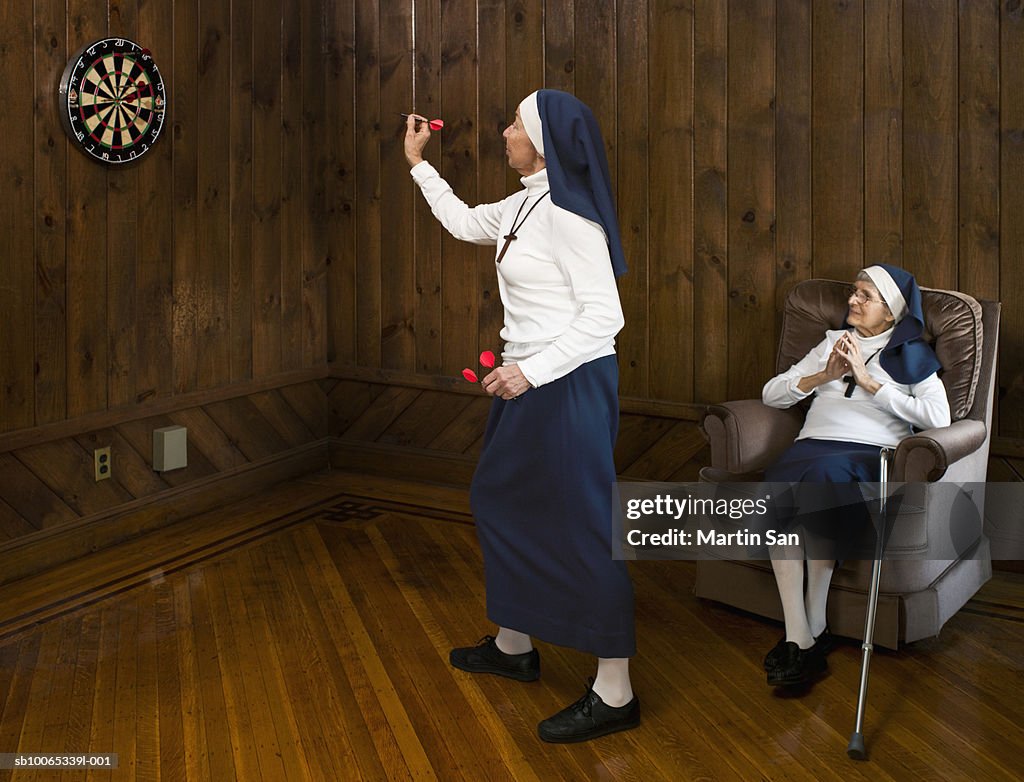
[700,400,805,474]
[892,419,987,482]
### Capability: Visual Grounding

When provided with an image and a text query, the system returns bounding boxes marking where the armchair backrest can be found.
[778,279,996,425]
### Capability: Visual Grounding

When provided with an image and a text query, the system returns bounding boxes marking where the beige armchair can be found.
[695,279,1000,648]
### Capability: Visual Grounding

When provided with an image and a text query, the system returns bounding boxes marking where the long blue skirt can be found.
[765,439,883,559]
[764,439,883,483]
[469,355,636,658]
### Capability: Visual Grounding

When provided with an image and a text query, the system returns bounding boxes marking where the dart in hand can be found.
[461,350,497,384]
[401,113,445,131]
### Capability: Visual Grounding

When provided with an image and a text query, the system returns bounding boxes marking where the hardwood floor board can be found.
[12,621,63,766]
[286,526,397,781]
[295,525,421,781]
[0,635,41,774]
[637,561,941,780]
[360,519,548,777]
[133,587,160,782]
[214,555,291,781]
[363,523,540,782]
[0,480,345,640]
[37,615,82,759]
[309,528,437,780]
[61,612,100,782]
[201,563,262,782]
[342,527,494,779]
[639,559,1019,779]
[631,565,896,782]
[360,518,596,782]
[0,639,21,745]
[111,594,140,779]
[0,471,1021,779]
[154,580,186,780]
[233,546,315,781]
[631,605,834,780]
[170,575,211,782]
[261,532,381,781]
[84,604,120,782]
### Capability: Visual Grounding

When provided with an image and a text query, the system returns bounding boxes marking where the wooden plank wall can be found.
[0,379,329,583]
[326,378,710,486]
[0,0,337,576]
[0,0,332,437]
[3,0,1024,528]
[325,0,1024,456]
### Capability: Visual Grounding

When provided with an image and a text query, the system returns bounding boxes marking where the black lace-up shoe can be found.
[764,627,835,671]
[766,641,828,687]
[537,681,641,743]
[449,635,540,682]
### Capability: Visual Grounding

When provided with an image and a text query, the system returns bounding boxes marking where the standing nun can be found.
[403,89,639,742]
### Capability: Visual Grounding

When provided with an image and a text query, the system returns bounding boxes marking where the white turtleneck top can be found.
[761,328,951,447]
[409,161,624,388]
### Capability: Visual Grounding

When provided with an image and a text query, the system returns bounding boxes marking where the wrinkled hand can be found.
[822,341,850,382]
[831,333,872,386]
[404,114,432,167]
[481,365,531,401]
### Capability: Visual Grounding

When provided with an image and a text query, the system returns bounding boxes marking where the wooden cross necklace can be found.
[496,191,550,263]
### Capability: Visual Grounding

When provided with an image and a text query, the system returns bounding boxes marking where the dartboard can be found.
[58,38,166,164]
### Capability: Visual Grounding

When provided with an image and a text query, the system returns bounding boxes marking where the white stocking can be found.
[592,657,632,707]
[770,554,813,649]
[494,627,533,655]
[804,559,835,638]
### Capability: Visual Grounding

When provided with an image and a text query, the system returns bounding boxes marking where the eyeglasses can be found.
[848,287,886,306]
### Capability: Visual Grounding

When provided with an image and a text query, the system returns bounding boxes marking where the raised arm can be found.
[404,114,504,244]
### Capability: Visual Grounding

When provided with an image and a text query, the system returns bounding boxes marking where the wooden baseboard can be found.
[0,441,330,586]
[329,438,477,487]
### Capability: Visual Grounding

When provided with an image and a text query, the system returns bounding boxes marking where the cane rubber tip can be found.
[847,733,866,760]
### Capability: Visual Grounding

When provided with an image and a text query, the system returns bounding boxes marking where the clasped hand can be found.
[833,332,869,384]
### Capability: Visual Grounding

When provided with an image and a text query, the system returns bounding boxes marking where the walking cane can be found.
[847,447,892,760]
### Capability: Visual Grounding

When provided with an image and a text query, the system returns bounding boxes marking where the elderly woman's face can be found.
[503,109,543,175]
[847,280,895,336]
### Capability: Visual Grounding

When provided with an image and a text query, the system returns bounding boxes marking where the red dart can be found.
[400,113,444,131]
[479,350,495,369]
[462,368,479,383]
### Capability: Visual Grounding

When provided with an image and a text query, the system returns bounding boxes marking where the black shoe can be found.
[764,627,834,671]
[766,641,828,687]
[537,680,641,743]
[449,635,540,682]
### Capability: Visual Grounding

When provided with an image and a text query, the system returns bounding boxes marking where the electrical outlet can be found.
[94,446,111,481]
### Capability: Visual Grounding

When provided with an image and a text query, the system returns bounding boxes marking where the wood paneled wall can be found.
[3,0,1024,513]
[326,0,1024,446]
[0,0,333,437]
[0,0,338,575]
[0,379,328,583]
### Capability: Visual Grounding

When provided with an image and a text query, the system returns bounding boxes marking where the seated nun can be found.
[759,264,951,687]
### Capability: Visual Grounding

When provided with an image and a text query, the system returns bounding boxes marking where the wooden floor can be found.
[1,471,1022,781]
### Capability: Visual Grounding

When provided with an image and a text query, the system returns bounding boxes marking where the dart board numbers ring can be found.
[58,37,166,165]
